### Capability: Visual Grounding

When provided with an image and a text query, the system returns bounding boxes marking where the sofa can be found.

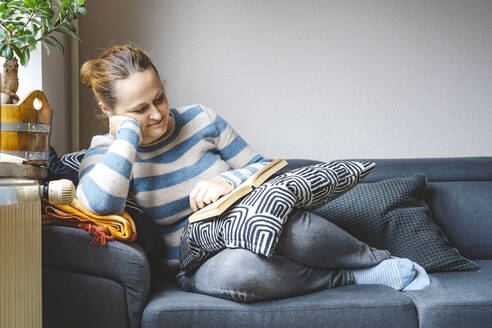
[42,157,492,328]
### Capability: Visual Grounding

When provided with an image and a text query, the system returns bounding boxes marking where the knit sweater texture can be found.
[77,104,268,270]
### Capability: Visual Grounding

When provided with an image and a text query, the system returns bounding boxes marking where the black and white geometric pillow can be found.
[179,160,376,273]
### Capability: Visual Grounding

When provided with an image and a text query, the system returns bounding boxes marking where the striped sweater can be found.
[77,104,268,271]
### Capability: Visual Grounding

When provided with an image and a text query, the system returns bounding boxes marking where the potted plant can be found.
[0,0,86,164]
[0,0,86,104]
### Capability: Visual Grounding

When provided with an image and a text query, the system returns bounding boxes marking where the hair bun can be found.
[80,60,96,88]
[80,44,157,109]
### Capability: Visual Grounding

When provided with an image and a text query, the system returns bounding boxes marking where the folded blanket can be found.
[42,198,137,246]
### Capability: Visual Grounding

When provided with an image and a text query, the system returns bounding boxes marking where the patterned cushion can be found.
[313,175,479,273]
[179,160,376,273]
[47,146,87,185]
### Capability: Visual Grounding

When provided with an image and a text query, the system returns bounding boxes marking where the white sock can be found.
[351,258,416,291]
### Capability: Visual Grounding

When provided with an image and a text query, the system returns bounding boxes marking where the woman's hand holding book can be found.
[189,176,234,212]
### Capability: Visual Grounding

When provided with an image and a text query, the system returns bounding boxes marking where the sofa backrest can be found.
[284,157,492,260]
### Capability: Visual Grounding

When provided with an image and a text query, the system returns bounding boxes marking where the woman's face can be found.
[111,68,171,145]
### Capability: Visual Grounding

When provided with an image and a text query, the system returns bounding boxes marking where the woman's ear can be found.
[98,101,112,117]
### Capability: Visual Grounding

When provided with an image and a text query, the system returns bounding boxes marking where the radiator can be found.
[0,179,42,328]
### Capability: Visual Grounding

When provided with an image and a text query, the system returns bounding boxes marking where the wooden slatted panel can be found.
[0,180,42,328]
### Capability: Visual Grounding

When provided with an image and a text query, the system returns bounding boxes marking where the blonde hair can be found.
[80,44,159,108]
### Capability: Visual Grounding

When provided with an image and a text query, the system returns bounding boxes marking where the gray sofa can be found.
[42,157,492,328]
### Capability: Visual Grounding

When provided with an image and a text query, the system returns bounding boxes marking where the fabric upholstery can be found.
[406,259,492,328]
[424,181,492,259]
[313,175,478,272]
[42,225,150,328]
[43,267,129,328]
[142,280,417,328]
[283,157,492,183]
[40,156,492,328]
[351,157,492,183]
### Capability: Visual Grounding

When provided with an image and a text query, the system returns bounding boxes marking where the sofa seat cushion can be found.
[406,259,492,328]
[142,281,417,328]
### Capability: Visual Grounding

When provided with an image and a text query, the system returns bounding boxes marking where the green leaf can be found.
[10,42,22,58]
[56,25,79,40]
[21,46,30,66]
[7,6,26,14]
[0,2,7,12]
[23,0,35,8]
[77,6,85,15]
[22,34,36,46]
[64,20,75,32]
[7,1,24,8]
[9,5,30,14]
[31,17,42,25]
[40,22,48,36]
[64,5,74,19]
[0,43,8,57]
[12,35,25,44]
[18,49,26,65]
[77,0,85,6]
[0,28,6,41]
[13,14,24,21]
[4,44,13,60]
[29,22,39,36]
[37,7,54,18]
[44,35,64,52]
[42,39,50,55]
[54,10,64,26]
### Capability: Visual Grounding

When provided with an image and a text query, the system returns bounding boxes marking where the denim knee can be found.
[179,249,270,303]
[177,247,355,303]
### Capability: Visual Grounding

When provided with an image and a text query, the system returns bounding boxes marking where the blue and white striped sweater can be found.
[77,104,269,270]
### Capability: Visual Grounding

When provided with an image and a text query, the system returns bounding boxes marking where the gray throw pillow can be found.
[313,174,479,273]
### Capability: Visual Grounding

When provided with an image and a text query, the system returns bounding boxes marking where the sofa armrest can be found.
[42,225,150,328]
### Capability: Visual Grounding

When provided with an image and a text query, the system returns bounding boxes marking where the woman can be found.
[78,45,429,303]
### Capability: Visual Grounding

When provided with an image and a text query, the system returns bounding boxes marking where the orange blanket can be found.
[42,198,137,246]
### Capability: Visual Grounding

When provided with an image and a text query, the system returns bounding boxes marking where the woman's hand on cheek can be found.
[189,176,234,211]
[109,115,141,141]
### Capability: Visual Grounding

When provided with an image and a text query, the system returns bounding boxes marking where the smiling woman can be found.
[77,44,268,265]
[105,69,173,145]
[80,46,173,145]
[76,44,429,304]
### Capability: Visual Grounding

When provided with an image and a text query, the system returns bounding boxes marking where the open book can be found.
[188,158,288,223]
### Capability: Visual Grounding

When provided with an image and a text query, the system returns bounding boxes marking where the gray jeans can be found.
[177,210,391,302]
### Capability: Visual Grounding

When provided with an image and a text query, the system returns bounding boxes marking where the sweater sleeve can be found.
[202,106,270,189]
[76,119,142,215]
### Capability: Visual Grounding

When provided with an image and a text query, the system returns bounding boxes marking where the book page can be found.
[251,158,287,187]
[188,158,287,221]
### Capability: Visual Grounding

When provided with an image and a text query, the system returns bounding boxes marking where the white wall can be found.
[1,47,43,101]
[78,0,492,159]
